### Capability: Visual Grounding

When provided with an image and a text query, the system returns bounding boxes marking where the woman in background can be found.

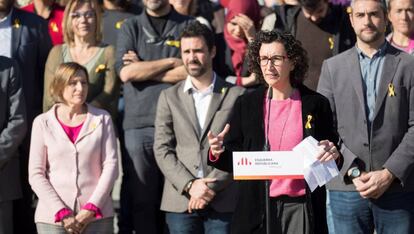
[43,0,119,120]
[29,62,118,234]
[223,0,261,87]
[387,0,414,55]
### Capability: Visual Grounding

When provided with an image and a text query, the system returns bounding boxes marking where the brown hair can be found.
[50,62,89,104]
[62,0,103,45]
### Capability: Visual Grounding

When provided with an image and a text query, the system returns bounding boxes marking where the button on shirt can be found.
[357,42,387,124]
[0,9,12,58]
[183,74,216,178]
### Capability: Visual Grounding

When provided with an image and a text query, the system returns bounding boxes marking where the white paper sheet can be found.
[293,136,339,191]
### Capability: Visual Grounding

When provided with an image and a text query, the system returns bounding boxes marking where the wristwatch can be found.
[184,179,195,194]
[348,167,361,180]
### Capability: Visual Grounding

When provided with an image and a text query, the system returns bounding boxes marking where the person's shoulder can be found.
[299,85,330,103]
[87,104,112,119]
[325,47,356,64]
[14,7,46,24]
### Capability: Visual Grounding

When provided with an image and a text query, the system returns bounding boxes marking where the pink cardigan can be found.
[28,104,119,224]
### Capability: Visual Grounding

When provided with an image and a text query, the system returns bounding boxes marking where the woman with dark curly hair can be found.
[207,30,340,234]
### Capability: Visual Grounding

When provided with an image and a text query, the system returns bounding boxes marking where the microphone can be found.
[263,87,272,151]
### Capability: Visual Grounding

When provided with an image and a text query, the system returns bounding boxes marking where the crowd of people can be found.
[0,0,414,233]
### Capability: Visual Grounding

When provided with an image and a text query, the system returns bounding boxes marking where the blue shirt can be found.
[356,42,387,124]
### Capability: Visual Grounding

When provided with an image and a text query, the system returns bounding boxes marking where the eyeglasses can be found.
[259,55,287,67]
[70,10,95,19]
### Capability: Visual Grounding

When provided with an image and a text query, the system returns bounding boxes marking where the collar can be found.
[183,73,216,94]
[0,8,13,26]
[356,40,388,59]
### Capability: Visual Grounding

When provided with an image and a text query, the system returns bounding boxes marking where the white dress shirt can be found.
[183,74,216,178]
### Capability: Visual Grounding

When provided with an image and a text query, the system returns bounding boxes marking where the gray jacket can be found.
[154,77,244,212]
[318,45,414,192]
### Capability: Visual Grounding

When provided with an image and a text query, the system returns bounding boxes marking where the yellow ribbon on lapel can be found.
[221,87,228,95]
[95,64,107,73]
[388,84,396,97]
[50,22,59,32]
[328,37,334,50]
[305,115,313,129]
[13,19,21,28]
[115,19,125,29]
[90,122,97,131]
[166,40,180,48]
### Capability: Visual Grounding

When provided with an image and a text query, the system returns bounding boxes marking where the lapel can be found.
[11,9,22,59]
[200,77,228,141]
[347,48,368,121]
[372,46,400,121]
[140,11,158,38]
[178,82,202,138]
[75,105,102,144]
[162,9,178,38]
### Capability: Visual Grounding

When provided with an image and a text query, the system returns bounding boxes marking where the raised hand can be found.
[207,124,230,158]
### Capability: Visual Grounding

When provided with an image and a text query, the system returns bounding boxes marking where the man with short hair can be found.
[154,21,244,234]
[262,0,355,90]
[0,56,27,234]
[115,0,192,232]
[318,0,414,233]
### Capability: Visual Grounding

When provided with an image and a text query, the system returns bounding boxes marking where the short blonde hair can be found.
[62,0,103,45]
[50,62,89,104]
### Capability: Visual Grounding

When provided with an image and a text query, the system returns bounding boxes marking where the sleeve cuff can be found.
[54,208,73,223]
[209,149,219,162]
[82,203,103,219]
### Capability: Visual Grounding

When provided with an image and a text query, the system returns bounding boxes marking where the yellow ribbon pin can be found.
[95,64,106,73]
[346,6,352,14]
[13,19,21,28]
[115,19,125,29]
[50,22,59,32]
[221,87,227,94]
[328,37,334,50]
[166,40,180,48]
[305,115,313,129]
[388,84,396,97]
[90,122,96,130]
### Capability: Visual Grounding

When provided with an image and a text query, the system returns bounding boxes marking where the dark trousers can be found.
[121,127,164,234]
[0,201,13,234]
[165,208,232,234]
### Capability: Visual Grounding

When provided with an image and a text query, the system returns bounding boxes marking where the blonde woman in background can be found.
[43,0,119,120]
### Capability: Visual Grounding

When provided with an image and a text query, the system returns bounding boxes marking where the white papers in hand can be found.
[293,136,339,192]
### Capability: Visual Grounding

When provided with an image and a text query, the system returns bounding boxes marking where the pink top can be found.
[264,90,306,197]
[58,119,84,143]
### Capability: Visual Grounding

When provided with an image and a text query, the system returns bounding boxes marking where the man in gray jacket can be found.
[154,22,244,233]
[318,0,414,233]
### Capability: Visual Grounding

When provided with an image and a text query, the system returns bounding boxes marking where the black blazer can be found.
[209,85,338,234]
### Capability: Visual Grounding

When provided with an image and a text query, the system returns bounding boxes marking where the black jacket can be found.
[273,4,355,55]
[209,85,338,234]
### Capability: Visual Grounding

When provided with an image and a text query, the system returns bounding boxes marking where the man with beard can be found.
[115,0,192,232]
[318,0,414,233]
[0,0,51,233]
[262,0,355,90]
[154,22,244,234]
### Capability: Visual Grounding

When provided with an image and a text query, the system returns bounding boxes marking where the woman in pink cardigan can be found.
[29,62,118,234]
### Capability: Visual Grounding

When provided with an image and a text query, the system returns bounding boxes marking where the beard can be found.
[357,27,384,44]
[0,0,13,14]
[145,0,167,11]
[185,60,207,78]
